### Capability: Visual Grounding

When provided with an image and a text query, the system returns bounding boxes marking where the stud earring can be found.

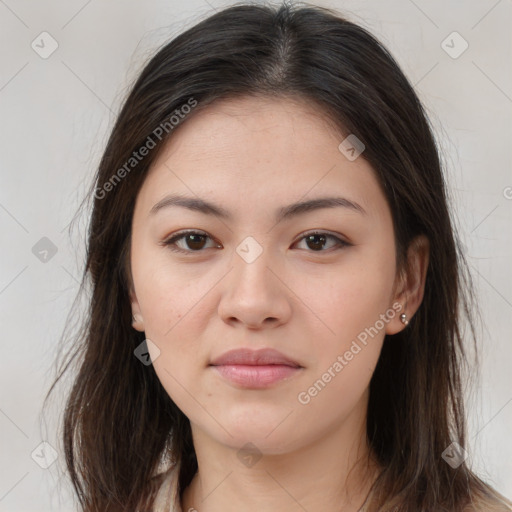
[400,313,409,326]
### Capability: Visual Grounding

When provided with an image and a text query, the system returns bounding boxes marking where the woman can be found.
[45,2,512,511]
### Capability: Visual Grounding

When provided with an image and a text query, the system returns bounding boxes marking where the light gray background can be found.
[0,0,511,510]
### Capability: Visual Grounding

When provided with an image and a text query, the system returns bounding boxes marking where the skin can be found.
[129,95,429,512]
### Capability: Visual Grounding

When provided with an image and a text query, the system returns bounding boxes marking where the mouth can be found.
[210,363,302,388]
[209,347,303,388]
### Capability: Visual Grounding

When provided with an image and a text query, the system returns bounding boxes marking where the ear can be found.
[386,234,430,335]
[129,283,145,333]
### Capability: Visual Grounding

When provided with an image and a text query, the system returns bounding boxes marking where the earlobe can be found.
[385,301,408,335]
[129,288,145,332]
[131,313,145,332]
[399,312,409,326]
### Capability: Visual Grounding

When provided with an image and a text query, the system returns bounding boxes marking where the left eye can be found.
[294,232,348,251]
[162,230,349,254]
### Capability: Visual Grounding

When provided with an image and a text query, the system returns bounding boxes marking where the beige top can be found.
[152,463,182,512]
[149,464,512,512]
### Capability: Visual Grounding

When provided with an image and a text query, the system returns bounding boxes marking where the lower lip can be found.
[210,364,301,388]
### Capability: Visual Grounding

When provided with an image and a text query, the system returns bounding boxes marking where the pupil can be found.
[307,234,326,251]
[187,234,205,250]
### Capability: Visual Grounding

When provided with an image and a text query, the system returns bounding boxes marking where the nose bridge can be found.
[231,236,276,295]
[218,235,291,326]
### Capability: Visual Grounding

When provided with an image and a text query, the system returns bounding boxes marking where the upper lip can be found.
[210,348,302,367]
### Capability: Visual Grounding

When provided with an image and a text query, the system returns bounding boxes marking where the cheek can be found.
[294,263,391,423]
[133,246,211,337]
[296,250,396,348]
[296,349,378,438]
[292,245,395,413]
[130,250,206,393]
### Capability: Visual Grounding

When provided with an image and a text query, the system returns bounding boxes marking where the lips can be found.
[209,348,303,388]
[209,348,302,368]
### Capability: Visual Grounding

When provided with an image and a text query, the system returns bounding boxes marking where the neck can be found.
[181,408,380,512]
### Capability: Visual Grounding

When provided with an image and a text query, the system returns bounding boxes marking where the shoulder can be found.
[151,463,182,512]
[462,495,512,512]
[463,505,512,512]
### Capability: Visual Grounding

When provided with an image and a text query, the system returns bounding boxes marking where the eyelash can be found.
[161,229,351,255]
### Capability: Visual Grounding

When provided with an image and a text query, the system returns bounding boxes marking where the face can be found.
[129,95,407,455]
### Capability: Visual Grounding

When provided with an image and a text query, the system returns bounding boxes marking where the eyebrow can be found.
[149,193,367,221]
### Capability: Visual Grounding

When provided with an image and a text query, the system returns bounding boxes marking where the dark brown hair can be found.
[44,2,512,511]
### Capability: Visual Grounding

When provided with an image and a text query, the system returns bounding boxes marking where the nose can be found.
[218,247,292,330]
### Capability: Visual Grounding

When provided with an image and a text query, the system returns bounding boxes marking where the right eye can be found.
[162,230,221,254]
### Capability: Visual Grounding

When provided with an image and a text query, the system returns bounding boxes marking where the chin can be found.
[213,414,300,452]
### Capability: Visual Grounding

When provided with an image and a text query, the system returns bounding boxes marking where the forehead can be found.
[156,95,345,166]
[134,95,389,224]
